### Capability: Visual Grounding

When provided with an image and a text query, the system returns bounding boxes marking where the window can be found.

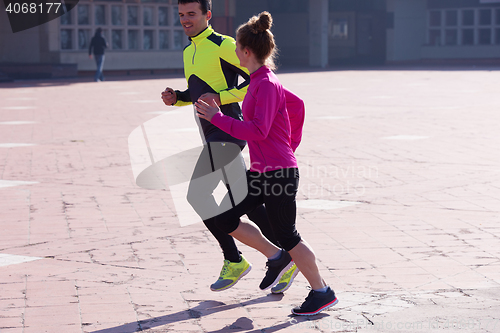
[112,6,123,26]
[159,7,169,26]
[143,7,154,26]
[61,29,73,49]
[430,11,441,27]
[445,10,457,26]
[78,29,91,49]
[329,19,348,40]
[428,7,499,46]
[173,6,181,26]
[479,9,491,26]
[159,30,170,49]
[462,29,474,45]
[128,6,138,26]
[60,5,72,25]
[445,29,457,45]
[95,5,106,25]
[479,28,491,44]
[173,30,183,49]
[144,30,154,49]
[112,30,123,49]
[462,10,474,26]
[78,5,89,25]
[61,2,186,51]
[128,30,139,50]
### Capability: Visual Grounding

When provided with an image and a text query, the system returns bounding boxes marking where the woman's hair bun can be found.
[252,11,273,33]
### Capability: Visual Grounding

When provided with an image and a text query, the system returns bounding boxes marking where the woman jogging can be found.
[195,11,338,316]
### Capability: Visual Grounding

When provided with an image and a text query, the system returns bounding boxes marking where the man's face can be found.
[178,2,211,37]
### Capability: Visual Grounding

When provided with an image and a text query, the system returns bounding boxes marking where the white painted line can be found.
[134,100,159,103]
[296,199,362,210]
[382,135,429,140]
[0,143,37,148]
[0,254,43,267]
[0,121,37,125]
[2,106,36,110]
[118,92,141,95]
[429,106,464,110]
[147,111,182,115]
[166,128,198,133]
[0,180,39,188]
[314,116,352,120]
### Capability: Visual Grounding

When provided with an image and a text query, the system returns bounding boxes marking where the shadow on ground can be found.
[88,293,329,333]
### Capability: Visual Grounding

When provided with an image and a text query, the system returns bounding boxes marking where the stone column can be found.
[309,0,329,67]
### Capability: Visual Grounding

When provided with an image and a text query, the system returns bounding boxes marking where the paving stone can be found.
[1,69,500,331]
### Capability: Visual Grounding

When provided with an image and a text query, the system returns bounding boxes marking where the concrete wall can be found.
[234,0,310,67]
[0,0,184,71]
[309,0,328,67]
[273,12,309,67]
[0,2,42,63]
[386,0,426,62]
[62,50,183,71]
[421,45,500,59]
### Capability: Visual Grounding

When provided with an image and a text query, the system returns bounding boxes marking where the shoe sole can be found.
[260,260,295,291]
[210,264,252,292]
[271,266,300,294]
[291,297,338,316]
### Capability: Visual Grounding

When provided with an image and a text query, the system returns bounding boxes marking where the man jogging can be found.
[161,0,298,294]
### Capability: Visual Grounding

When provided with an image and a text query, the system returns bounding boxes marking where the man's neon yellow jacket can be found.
[174,26,250,146]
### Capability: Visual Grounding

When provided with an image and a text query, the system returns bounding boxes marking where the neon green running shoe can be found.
[210,255,252,292]
[271,263,299,294]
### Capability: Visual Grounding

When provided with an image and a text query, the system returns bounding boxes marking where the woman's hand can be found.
[199,93,221,106]
[195,99,220,122]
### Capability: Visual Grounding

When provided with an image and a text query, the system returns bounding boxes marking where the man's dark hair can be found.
[178,0,211,15]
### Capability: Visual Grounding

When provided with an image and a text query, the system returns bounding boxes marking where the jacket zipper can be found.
[192,40,196,65]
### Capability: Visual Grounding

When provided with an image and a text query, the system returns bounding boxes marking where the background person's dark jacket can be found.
[89,33,107,56]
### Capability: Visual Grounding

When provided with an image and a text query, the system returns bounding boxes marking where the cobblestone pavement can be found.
[1,68,500,333]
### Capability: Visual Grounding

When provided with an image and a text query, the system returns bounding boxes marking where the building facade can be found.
[387,0,500,64]
[1,0,499,78]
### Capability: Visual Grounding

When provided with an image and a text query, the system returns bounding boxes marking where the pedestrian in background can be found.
[89,28,108,82]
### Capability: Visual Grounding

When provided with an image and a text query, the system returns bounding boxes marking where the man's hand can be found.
[161,87,177,106]
[195,99,220,123]
[199,93,221,107]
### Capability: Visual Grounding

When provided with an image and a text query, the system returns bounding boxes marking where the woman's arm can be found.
[284,88,305,152]
[196,81,279,141]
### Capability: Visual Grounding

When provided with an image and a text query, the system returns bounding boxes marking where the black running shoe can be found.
[259,250,294,290]
[292,287,338,316]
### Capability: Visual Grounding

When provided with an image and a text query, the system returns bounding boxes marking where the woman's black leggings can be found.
[215,168,302,252]
[186,142,278,262]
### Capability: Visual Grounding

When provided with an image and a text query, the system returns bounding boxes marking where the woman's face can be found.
[235,37,247,68]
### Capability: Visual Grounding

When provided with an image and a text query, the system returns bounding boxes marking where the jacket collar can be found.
[250,65,270,78]
[189,26,214,42]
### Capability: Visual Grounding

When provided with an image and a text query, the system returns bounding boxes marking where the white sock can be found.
[313,286,329,293]
[268,249,282,260]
